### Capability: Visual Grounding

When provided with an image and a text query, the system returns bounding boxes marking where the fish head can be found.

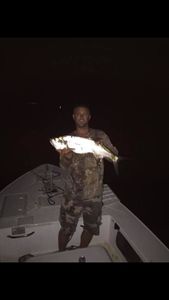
[50,137,68,150]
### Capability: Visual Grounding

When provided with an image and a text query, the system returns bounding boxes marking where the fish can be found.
[50,135,119,163]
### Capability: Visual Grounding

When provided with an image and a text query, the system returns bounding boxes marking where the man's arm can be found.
[99,132,119,156]
[58,149,73,168]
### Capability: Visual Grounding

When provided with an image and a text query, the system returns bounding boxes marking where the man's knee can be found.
[81,224,100,236]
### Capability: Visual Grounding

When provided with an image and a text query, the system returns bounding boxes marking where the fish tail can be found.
[113,160,119,176]
[110,154,118,162]
[110,154,119,176]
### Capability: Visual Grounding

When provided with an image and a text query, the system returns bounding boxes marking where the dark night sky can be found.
[0,38,169,247]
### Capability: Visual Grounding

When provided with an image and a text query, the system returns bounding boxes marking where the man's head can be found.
[72,105,91,128]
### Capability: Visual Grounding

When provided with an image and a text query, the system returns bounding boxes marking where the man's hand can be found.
[95,139,103,146]
[96,140,118,156]
[58,148,73,159]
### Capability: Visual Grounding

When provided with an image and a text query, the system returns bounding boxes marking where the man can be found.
[57,105,118,251]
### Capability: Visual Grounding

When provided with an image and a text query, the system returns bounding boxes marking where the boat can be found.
[0,163,169,262]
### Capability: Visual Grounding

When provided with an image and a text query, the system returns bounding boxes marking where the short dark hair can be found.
[73,104,91,115]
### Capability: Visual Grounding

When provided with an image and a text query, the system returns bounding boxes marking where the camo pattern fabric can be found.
[59,128,116,236]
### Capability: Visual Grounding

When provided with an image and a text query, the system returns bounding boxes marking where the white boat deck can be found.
[0,163,169,262]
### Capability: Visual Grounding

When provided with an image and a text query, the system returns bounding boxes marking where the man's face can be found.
[73,107,91,128]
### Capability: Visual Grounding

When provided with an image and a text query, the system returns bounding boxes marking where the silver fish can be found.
[50,135,118,163]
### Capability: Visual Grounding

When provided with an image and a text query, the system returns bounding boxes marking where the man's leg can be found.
[58,228,72,251]
[58,204,75,252]
[59,199,83,251]
[80,200,102,248]
[80,229,93,248]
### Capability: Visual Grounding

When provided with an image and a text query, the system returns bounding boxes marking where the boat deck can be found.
[0,164,169,262]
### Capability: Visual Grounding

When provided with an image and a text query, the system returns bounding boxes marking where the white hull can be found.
[0,164,169,262]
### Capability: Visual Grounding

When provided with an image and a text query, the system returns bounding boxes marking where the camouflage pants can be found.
[59,196,103,238]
